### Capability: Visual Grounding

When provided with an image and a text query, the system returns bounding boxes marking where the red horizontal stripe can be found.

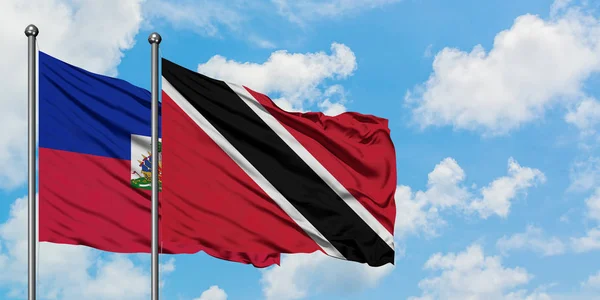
[39,147,152,252]
[39,147,280,267]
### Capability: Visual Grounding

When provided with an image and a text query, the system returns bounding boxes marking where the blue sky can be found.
[2,0,600,299]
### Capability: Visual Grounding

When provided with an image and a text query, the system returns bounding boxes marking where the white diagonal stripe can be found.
[162,77,345,260]
[227,82,395,252]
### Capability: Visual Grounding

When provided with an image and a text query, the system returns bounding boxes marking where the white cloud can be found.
[272,0,401,25]
[569,156,600,192]
[318,99,347,116]
[550,0,574,17]
[571,228,600,253]
[422,157,471,208]
[496,225,566,256]
[585,188,600,222]
[394,158,469,237]
[75,256,150,299]
[424,44,434,58]
[582,270,600,289]
[395,157,545,237]
[197,42,356,113]
[0,196,174,299]
[504,289,553,300]
[565,98,600,136]
[317,85,348,116]
[394,185,445,238]
[406,4,600,135]
[0,0,145,189]
[247,35,277,49]
[260,252,394,300]
[144,0,399,47]
[570,187,600,253]
[194,285,228,300]
[160,257,176,273]
[409,244,540,300]
[144,0,243,37]
[468,158,546,218]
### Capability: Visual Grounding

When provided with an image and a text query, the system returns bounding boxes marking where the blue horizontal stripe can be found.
[39,51,161,160]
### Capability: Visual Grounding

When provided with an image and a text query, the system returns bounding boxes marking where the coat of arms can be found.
[130,134,162,190]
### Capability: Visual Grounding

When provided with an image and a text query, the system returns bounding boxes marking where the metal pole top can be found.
[24,24,39,37]
[148,32,162,44]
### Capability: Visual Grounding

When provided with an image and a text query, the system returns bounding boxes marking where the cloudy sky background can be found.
[2,0,600,299]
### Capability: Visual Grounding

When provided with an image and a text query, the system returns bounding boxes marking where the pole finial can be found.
[148,32,162,44]
[24,24,39,37]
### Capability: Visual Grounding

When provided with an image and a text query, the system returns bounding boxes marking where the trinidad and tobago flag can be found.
[161,58,397,267]
[38,51,397,268]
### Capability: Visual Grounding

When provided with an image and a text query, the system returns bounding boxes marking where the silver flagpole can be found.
[148,32,162,300]
[25,24,39,300]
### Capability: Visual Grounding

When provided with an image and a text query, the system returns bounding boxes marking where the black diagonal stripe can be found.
[162,58,394,266]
